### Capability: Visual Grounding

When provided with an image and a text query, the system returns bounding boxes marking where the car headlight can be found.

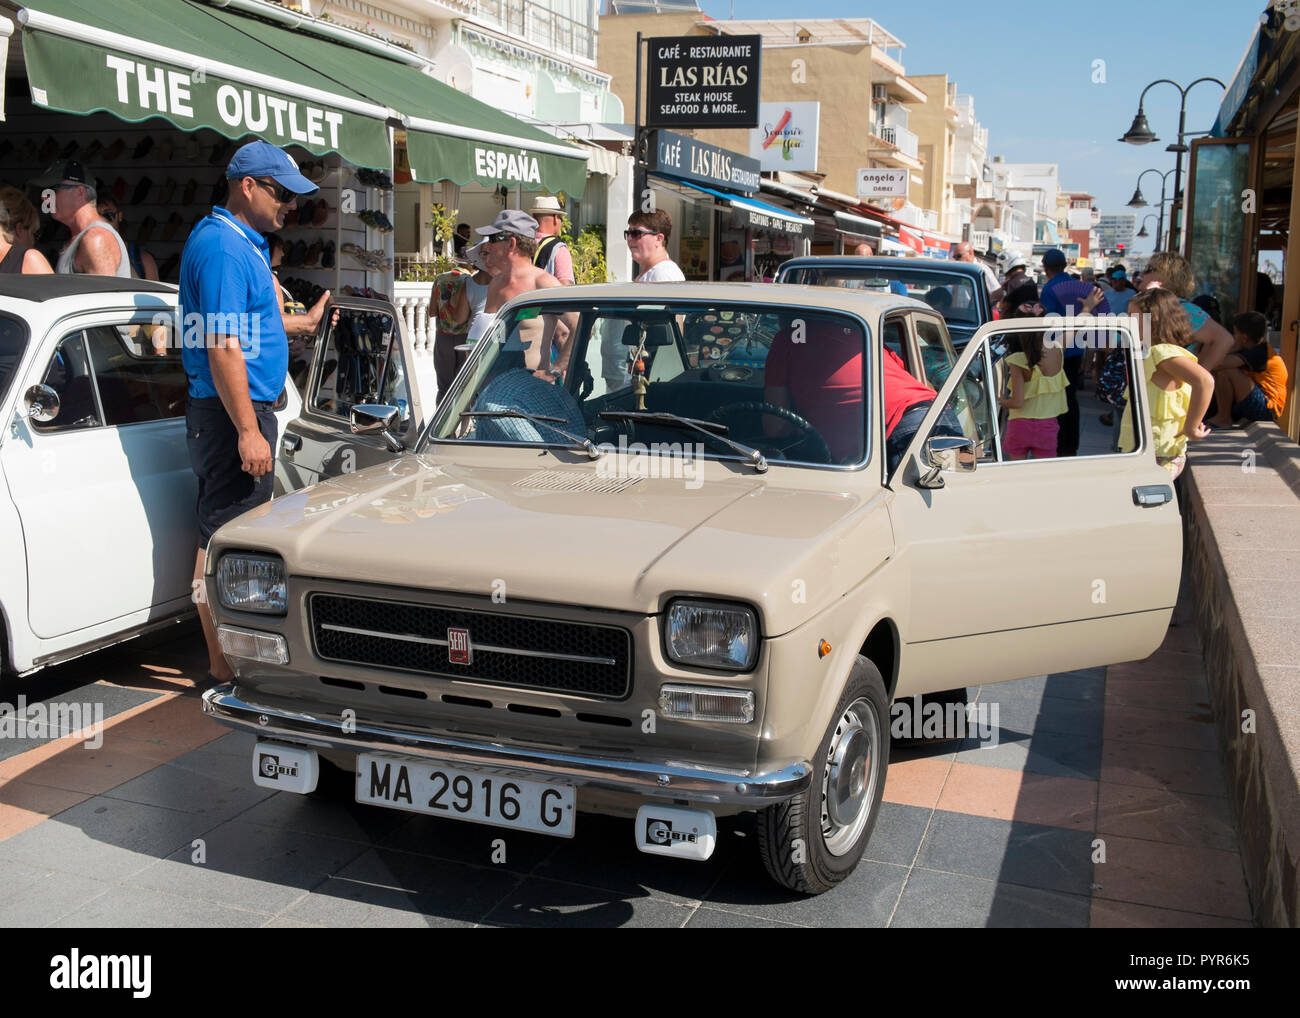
[664,600,758,671]
[216,553,287,615]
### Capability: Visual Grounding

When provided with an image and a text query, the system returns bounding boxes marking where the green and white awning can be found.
[17,0,588,188]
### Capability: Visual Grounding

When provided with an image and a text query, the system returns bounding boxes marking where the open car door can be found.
[277,296,429,492]
[886,315,1182,697]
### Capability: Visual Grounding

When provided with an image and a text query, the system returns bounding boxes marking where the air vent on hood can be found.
[513,470,642,494]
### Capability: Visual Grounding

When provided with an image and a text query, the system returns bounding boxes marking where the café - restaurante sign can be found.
[645,34,761,129]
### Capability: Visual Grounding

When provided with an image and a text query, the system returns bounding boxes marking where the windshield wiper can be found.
[460,410,602,459]
[599,410,767,473]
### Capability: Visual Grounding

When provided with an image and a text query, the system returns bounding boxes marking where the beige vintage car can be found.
[201,283,1180,894]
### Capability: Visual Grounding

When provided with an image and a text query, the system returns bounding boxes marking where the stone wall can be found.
[1182,422,1300,928]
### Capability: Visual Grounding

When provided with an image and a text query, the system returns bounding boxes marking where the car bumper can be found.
[201,683,812,806]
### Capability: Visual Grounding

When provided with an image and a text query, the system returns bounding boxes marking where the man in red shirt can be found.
[763,318,953,471]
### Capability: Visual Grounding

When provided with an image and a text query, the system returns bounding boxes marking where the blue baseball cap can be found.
[1042,248,1067,269]
[225,141,317,195]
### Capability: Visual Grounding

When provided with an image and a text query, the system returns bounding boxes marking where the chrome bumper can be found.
[201,684,811,806]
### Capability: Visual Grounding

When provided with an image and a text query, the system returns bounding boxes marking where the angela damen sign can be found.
[749,102,819,173]
[649,130,760,194]
[857,167,909,199]
[646,34,761,129]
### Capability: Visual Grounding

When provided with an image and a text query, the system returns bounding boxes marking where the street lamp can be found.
[1136,214,1160,240]
[1119,76,1227,251]
[1126,168,1176,250]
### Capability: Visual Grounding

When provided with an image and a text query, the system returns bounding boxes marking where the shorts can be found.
[886,399,965,475]
[1231,384,1274,422]
[1003,417,1058,459]
[186,397,278,548]
[1158,453,1187,479]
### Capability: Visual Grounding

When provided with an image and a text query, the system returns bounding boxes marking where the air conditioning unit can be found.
[871,84,888,102]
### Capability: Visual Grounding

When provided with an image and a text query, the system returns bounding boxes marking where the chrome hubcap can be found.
[820,697,879,856]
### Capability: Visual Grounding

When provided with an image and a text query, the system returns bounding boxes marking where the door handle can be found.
[1132,484,1173,507]
[281,434,302,456]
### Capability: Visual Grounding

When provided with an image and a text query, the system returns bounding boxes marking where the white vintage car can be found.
[0,275,297,676]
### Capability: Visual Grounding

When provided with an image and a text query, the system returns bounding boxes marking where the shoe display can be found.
[181,178,197,206]
[103,137,126,161]
[209,139,231,165]
[131,176,153,206]
[292,239,309,266]
[159,177,178,205]
[297,199,314,225]
[159,138,173,161]
[304,240,322,267]
[209,179,226,206]
[312,198,329,227]
[59,139,79,160]
[112,177,128,203]
[358,168,393,190]
[132,136,154,160]
[39,136,59,162]
[186,136,200,161]
[161,212,183,241]
[136,216,157,244]
[284,204,299,228]
[321,240,335,268]
[81,139,103,163]
[0,140,13,162]
[157,253,180,280]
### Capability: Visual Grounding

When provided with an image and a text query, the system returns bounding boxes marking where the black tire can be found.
[757,656,890,894]
[309,755,357,802]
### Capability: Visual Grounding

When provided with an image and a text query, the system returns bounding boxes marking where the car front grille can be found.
[309,593,633,699]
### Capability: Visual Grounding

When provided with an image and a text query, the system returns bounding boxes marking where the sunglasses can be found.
[486,232,514,244]
[253,177,297,204]
[624,228,660,239]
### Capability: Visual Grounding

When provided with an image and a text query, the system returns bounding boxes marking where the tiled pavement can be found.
[0,609,1254,928]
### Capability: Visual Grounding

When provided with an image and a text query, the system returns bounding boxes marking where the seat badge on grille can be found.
[448,627,473,665]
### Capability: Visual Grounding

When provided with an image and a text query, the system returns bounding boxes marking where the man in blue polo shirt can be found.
[181,140,318,685]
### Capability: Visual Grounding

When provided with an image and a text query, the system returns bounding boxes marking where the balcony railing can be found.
[878,124,919,160]
[467,0,596,62]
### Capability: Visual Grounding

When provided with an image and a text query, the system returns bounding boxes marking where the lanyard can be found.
[211,210,271,271]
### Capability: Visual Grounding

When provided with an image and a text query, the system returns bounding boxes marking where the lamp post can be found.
[1136,214,1160,241]
[1125,168,1176,250]
[1119,77,1226,252]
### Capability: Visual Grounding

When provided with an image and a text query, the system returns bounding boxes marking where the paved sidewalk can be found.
[0,613,1254,927]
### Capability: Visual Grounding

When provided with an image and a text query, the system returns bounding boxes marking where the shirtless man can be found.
[476,209,576,376]
[31,160,130,276]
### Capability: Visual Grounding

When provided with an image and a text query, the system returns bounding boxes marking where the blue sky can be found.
[694,0,1261,253]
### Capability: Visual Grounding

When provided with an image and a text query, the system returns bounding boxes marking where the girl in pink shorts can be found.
[999,328,1067,460]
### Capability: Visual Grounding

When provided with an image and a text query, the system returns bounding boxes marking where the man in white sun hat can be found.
[529,195,575,285]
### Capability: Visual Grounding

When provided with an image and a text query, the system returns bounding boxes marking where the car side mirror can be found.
[918,435,977,489]
[350,403,403,453]
[23,384,60,423]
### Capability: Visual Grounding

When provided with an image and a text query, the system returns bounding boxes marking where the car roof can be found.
[497,281,930,315]
[777,256,989,281]
[0,275,177,303]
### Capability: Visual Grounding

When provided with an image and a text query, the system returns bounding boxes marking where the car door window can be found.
[881,315,910,372]
[924,326,1142,465]
[914,315,958,392]
[313,307,400,423]
[34,331,102,432]
[82,323,188,425]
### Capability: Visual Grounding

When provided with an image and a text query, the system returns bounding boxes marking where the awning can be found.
[675,180,814,240]
[16,0,588,191]
[833,211,883,240]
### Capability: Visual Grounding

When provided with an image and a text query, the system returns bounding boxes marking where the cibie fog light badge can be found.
[251,741,319,794]
[635,804,717,861]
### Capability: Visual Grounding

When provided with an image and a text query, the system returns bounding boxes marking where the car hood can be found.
[216,454,892,634]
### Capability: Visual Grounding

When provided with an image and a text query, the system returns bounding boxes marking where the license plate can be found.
[355,753,575,837]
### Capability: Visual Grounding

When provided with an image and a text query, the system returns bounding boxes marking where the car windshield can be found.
[0,314,28,407]
[781,264,982,328]
[425,301,870,467]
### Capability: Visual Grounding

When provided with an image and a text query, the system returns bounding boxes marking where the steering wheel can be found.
[707,401,833,463]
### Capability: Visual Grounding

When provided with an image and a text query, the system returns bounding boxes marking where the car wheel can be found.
[757,656,889,894]
[309,755,357,802]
